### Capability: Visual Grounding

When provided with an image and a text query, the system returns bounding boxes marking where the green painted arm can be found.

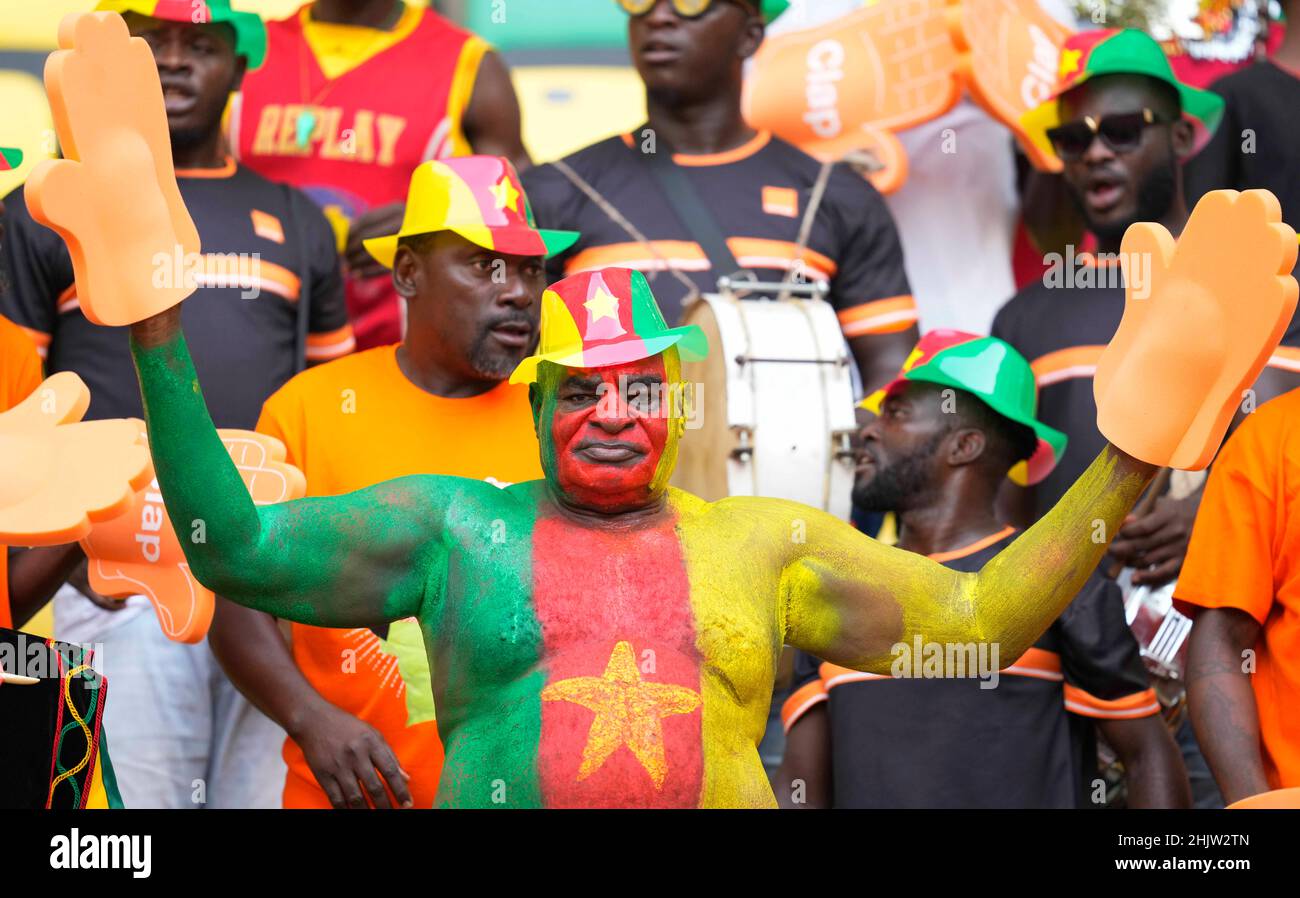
[783,445,1155,671]
[130,320,445,628]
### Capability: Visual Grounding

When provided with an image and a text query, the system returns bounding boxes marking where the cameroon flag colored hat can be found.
[1020,28,1224,165]
[364,156,579,269]
[860,330,1068,486]
[510,267,709,385]
[96,0,267,69]
[0,148,22,171]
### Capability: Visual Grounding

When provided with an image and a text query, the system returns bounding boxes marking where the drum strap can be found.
[638,136,744,283]
[779,160,835,301]
[550,158,702,304]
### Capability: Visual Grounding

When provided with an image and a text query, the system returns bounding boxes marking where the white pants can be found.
[54,586,287,809]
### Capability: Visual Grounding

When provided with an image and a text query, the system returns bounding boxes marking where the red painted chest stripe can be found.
[530,515,704,808]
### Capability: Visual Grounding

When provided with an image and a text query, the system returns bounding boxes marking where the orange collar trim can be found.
[620,130,771,167]
[176,156,237,179]
[926,526,1017,563]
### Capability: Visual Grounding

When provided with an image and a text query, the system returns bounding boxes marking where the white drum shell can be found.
[672,293,858,520]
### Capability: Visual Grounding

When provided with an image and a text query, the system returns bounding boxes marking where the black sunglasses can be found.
[1046,108,1168,161]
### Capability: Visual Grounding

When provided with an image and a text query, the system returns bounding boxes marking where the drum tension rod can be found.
[730,428,754,461]
[832,431,856,461]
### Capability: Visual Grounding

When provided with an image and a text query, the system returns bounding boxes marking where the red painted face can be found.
[545,357,675,513]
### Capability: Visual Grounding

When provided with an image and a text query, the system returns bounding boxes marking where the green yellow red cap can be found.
[95,0,267,68]
[364,156,579,269]
[1020,28,1224,165]
[861,329,1067,486]
[510,268,708,385]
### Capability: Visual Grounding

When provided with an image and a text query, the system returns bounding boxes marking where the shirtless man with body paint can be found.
[124,262,1171,807]
[40,12,1292,808]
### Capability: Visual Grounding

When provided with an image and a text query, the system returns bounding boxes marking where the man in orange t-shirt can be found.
[1177,388,1300,803]
[207,155,571,808]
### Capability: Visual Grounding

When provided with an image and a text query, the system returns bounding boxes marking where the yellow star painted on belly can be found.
[583,287,620,322]
[541,641,700,789]
[490,176,521,213]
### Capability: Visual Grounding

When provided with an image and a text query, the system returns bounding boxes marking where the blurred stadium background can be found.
[0,0,650,198]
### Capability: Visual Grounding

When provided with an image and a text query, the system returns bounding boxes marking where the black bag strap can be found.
[635,128,742,278]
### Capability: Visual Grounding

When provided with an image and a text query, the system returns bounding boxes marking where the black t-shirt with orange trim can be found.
[521,130,916,333]
[0,160,353,428]
[992,262,1300,518]
[783,530,1157,809]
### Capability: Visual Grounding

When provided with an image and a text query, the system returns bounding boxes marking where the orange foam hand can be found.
[1094,190,1299,470]
[23,11,200,326]
[0,373,151,546]
[950,0,1072,172]
[1226,788,1300,809]
[80,429,307,644]
[742,0,960,194]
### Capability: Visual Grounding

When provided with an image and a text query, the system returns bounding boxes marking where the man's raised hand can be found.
[24,11,200,327]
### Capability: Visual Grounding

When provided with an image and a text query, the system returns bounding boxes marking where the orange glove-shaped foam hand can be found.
[951,0,1072,172]
[743,0,961,194]
[1095,190,1299,470]
[24,11,200,326]
[80,430,307,644]
[0,372,151,546]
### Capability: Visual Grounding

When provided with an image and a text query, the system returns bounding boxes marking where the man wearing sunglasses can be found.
[522,0,919,394]
[994,28,1300,575]
[992,30,1300,809]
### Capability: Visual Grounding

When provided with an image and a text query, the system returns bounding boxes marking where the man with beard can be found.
[994,29,1300,578]
[209,157,577,808]
[775,332,1188,808]
[0,1,352,807]
[522,0,918,391]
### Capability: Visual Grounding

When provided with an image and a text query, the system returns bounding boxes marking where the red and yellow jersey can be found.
[232,2,489,350]
[233,3,487,217]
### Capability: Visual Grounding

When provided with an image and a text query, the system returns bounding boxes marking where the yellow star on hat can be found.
[1058,48,1082,78]
[583,287,620,322]
[490,176,520,213]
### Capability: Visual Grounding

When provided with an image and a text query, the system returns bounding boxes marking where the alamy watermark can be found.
[890,635,1001,689]
[152,245,264,300]
[595,376,703,431]
[1044,245,1150,299]
[0,633,104,684]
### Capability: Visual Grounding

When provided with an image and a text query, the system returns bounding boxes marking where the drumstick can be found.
[1107,466,1173,579]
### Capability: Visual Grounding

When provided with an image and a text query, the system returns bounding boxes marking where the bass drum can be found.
[671,290,858,520]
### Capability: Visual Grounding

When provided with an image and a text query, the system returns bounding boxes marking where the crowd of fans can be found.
[1,0,1297,809]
